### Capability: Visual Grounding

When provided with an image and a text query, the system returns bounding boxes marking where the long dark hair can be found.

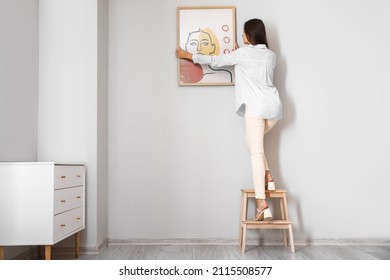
[244,18,268,47]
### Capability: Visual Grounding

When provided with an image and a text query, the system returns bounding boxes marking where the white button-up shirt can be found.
[193,44,282,120]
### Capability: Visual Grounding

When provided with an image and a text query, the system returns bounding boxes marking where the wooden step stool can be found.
[239,189,295,253]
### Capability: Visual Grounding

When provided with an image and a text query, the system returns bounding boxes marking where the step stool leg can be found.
[241,224,247,253]
[239,191,248,246]
[242,191,248,221]
[279,195,288,246]
[283,230,288,247]
[239,224,243,246]
[282,193,290,219]
[288,224,295,253]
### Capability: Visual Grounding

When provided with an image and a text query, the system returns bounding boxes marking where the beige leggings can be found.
[245,105,278,199]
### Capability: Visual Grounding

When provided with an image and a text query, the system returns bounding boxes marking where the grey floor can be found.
[50,244,390,260]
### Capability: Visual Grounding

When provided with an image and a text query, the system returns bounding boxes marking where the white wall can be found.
[97,0,109,249]
[0,0,39,259]
[38,0,108,250]
[108,0,390,242]
[0,0,38,162]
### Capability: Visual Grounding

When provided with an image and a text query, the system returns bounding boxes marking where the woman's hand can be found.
[176,48,193,61]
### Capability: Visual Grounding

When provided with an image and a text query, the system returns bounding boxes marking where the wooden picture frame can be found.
[177,6,236,86]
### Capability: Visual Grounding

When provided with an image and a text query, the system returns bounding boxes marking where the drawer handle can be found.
[61,199,66,203]
[76,217,81,220]
[76,175,82,178]
[76,196,81,199]
[61,175,66,179]
[60,224,66,227]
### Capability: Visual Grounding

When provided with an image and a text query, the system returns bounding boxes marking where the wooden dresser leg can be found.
[0,246,5,260]
[37,245,42,259]
[75,232,81,258]
[45,245,51,260]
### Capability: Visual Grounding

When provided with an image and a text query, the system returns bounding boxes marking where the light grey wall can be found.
[0,0,38,162]
[108,0,390,241]
[97,0,109,248]
[38,0,108,250]
[0,0,39,259]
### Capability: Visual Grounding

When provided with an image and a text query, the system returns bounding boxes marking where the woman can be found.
[176,19,282,221]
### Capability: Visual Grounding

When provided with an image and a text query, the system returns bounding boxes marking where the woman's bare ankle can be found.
[256,199,268,210]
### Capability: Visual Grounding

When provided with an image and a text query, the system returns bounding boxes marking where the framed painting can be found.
[177,6,236,86]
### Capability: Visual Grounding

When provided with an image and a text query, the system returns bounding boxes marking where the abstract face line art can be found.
[186,29,216,55]
[181,28,232,84]
[177,6,236,86]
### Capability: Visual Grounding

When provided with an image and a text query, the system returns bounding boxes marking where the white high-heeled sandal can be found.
[253,205,273,221]
[265,170,276,191]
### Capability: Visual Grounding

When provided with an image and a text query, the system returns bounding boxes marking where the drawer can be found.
[54,186,83,215]
[54,207,84,241]
[54,165,84,189]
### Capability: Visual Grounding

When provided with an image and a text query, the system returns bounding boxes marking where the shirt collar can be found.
[249,44,267,49]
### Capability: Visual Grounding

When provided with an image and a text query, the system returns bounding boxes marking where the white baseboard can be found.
[51,238,108,255]
[107,237,390,246]
[108,237,239,246]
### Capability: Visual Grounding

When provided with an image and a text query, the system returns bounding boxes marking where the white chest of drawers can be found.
[0,162,85,260]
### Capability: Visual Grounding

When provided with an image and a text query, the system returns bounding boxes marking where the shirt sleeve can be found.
[193,48,242,67]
